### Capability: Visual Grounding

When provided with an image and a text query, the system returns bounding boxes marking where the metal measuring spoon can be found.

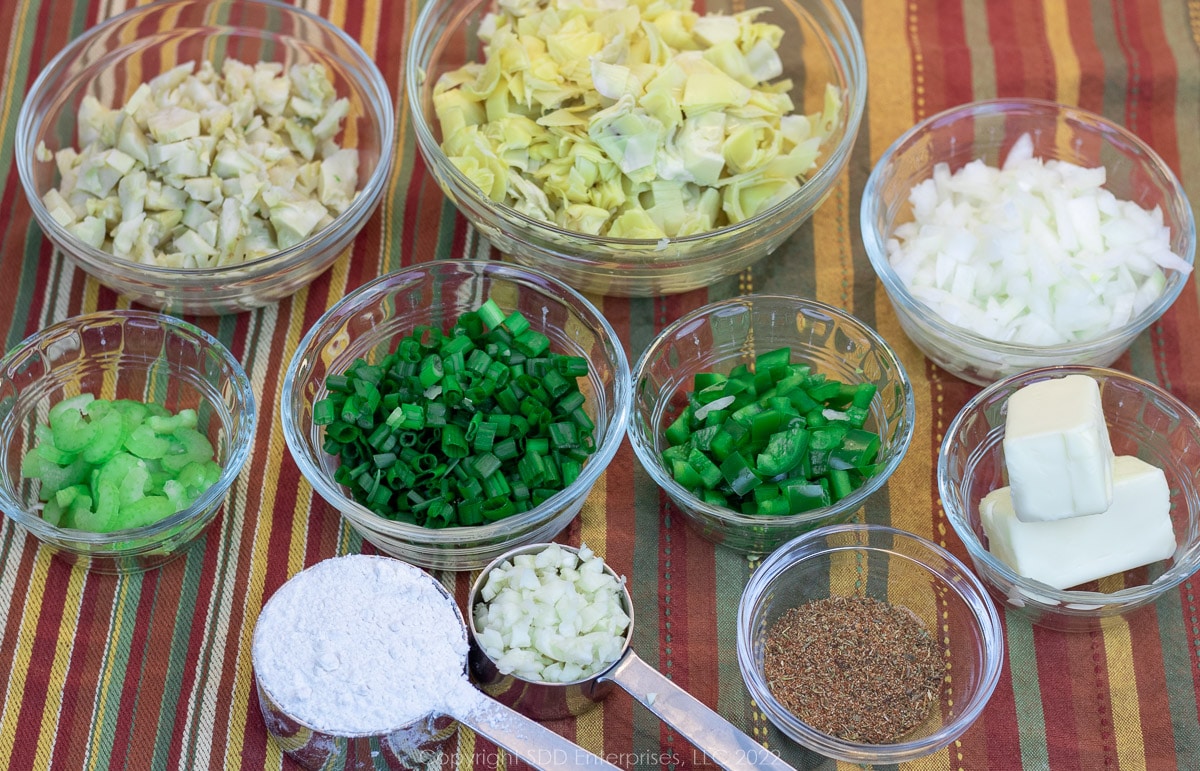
[252,554,622,771]
[467,544,797,771]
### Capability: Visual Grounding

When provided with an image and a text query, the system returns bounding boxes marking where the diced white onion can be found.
[886,132,1191,347]
[473,543,630,683]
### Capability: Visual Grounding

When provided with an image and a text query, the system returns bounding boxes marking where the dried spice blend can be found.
[762,595,944,744]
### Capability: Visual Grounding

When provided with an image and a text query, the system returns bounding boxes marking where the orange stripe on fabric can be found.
[861,6,936,771]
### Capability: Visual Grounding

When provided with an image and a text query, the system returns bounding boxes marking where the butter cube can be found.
[1003,374,1114,521]
[980,456,1176,590]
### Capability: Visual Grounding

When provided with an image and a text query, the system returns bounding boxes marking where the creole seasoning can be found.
[762,595,943,744]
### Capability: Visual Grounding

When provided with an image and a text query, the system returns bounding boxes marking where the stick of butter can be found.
[979,455,1176,590]
[1003,374,1114,522]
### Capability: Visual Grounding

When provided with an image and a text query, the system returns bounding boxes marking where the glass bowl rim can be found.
[736,522,1005,763]
[938,363,1200,609]
[860,97,1197,358]
[14,0,397,282]
[628,294,916,531]
[0,309,258,547]
[280,259,633,548]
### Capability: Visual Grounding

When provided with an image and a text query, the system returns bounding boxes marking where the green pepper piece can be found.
[686,447,723,489]
[756,427,810,477]
[830,428,882,469]
[783,478,831,513]
[829,467,855,502]
[720,451,762,496]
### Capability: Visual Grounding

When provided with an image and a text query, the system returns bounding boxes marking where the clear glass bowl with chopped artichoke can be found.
[17,0,394,315]
[409,0,866,296]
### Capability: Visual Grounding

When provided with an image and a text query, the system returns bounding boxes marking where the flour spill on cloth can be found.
[252,554,486,734]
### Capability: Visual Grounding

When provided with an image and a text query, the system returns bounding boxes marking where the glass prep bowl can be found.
[406,0,867,297]
[15,0,395,315]
[281,260,632,571]
[628,295,915,555]
[939,365,1200,632]
[860,98,1195,385]
[737,524,1004,764]
[0,310,256,573]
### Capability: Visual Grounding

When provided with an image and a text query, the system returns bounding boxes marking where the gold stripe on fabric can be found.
[862,3,948,771]
[863,0,932,541]
[0,549,53,768]
[456,724,477,770]
[34,565,88,768]
[0,0,35,148]
[812,176,852,311]
[1044,0,1081,106]
[1103,621,1148,771]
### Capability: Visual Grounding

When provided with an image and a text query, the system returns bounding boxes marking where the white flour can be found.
[252,554,484,735]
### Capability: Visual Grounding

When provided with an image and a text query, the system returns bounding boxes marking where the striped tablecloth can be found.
[1,0,1198,769]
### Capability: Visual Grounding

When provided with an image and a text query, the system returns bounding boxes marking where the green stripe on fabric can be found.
[961,0,997,100]
[6,0,90,349]
[84,575,143,770]
[437,197,460,259]
[1153,586,1200,766]
[713,549,751,751]
[151,538,209,770]
[339,517,363,554]
[630,462,663,764]
[8,226,45,350]
[1006,614,1052,770]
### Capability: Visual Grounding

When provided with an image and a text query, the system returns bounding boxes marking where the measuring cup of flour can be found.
[252,554,624,771]
[467,543,796,771]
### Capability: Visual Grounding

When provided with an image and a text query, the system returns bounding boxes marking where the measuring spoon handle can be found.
[450,699,622,770]
[604,652,796,771]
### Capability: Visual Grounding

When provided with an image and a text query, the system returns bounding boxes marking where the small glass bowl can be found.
[281,260,632,572]
[737,524,1004,764]
[628,295,915,554]
[861,98,1195,385]
[0,311,257,573]
[15,0,395,315]
[405,0,866,297]
[939,365,1200,632]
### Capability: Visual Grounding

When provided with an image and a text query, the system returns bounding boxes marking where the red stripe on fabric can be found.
[107,568,161,767]
[6,551,72,771]
[123,569,179,770]
[0,0,70,330]
[916,0,973,114]
[165,514,227,766]
[212,298,327,760]
[987,1,1055,100]
[1068,630,1117,768]
[1113,1,1177,149]
[402,155,428,267]
[51,570,116,771]
[1032,626,1084,771]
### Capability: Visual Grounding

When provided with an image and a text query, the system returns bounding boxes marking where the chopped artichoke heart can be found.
[36,59,358,267]
[433,0,842,238]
